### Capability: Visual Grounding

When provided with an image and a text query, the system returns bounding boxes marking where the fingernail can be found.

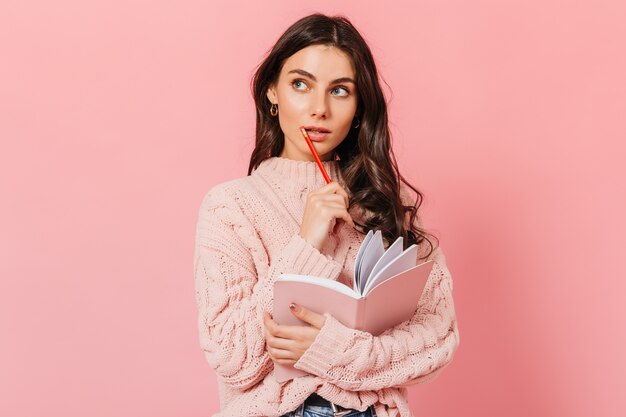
[289,303,297,311]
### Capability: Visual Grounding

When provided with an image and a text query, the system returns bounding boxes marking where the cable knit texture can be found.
[194,156,460,417]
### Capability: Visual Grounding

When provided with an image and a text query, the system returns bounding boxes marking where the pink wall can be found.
[1,1,624,416]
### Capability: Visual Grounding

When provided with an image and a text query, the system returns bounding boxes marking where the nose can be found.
[310,90,328,119]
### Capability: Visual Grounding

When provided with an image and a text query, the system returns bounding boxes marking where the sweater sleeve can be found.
[193,186,343,390]
[292,245,460,391]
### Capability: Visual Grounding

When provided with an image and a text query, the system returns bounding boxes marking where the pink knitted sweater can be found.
[194,156,460,417]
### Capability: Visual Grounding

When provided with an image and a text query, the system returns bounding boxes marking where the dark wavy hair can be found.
[247,13,438,260]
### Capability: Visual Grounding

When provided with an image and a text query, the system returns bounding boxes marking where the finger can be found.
[267,345,296,359]
[315,201,348,215]
[289,303,327,329]
[312,193,347,204]
[324,206,355,228]
[310,194,349,212]
[321,182,350,207]
[333,218,346,235]
[308,194,348,211]
[268,349,297,365]
[328,194,350,209]
[263,312,299,338]
[315,181,348,197]
[267,321,313,339]
[266,334,298,351]
[263,312,274,339]
[332,185,350,208]
[267,345,298,365]
[329,182,350,205]
[342,211,356,228]
[264,312,285,338]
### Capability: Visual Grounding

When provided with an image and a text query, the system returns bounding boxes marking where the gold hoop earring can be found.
[352,115,360,129]
[270,103,278,117]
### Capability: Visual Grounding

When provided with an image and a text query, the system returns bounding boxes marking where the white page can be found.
[363,244,418,296]
[353,230,374,292]
[356,230,384,295]
[278,274,360,298]
[364,236,403,291]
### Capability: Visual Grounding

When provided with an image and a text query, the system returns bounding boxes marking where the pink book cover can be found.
[272,255,435,382]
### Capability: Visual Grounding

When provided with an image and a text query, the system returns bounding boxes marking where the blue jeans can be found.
[280,403,377,417]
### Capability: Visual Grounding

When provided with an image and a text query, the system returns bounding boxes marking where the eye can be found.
[331,86,350,97]
[291,79,308,90]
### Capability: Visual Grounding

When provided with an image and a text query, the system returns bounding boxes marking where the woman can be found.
[194,13,460,417]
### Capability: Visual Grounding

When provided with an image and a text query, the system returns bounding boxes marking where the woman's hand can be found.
[299,181,355,251]
[263,303,326,365]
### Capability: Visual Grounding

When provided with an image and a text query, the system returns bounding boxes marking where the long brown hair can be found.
[247,13,438,260]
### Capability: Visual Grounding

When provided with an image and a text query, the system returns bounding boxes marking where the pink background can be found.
[1,1,624,416]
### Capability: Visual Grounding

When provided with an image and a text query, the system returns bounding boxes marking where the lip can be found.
[302,125,331,133]
[305,131,330,142]
[302,126,331,142]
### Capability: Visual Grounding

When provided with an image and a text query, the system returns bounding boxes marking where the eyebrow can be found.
[287,69,356,85]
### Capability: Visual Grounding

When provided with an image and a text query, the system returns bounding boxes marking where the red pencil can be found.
[299,126,331,184]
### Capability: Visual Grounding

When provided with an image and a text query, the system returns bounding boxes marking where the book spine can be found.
[355,297,366,331]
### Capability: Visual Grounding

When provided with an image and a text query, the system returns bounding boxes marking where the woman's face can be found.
[266,44,358,162]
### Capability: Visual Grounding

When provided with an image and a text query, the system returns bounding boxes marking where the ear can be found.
[266,84,277,104]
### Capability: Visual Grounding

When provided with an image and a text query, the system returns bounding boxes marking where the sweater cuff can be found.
[293,312,360,377]
[278,233,344,278]
[259,234,343,314]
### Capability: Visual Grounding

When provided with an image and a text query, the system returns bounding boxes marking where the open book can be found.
[272,230,435,382]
